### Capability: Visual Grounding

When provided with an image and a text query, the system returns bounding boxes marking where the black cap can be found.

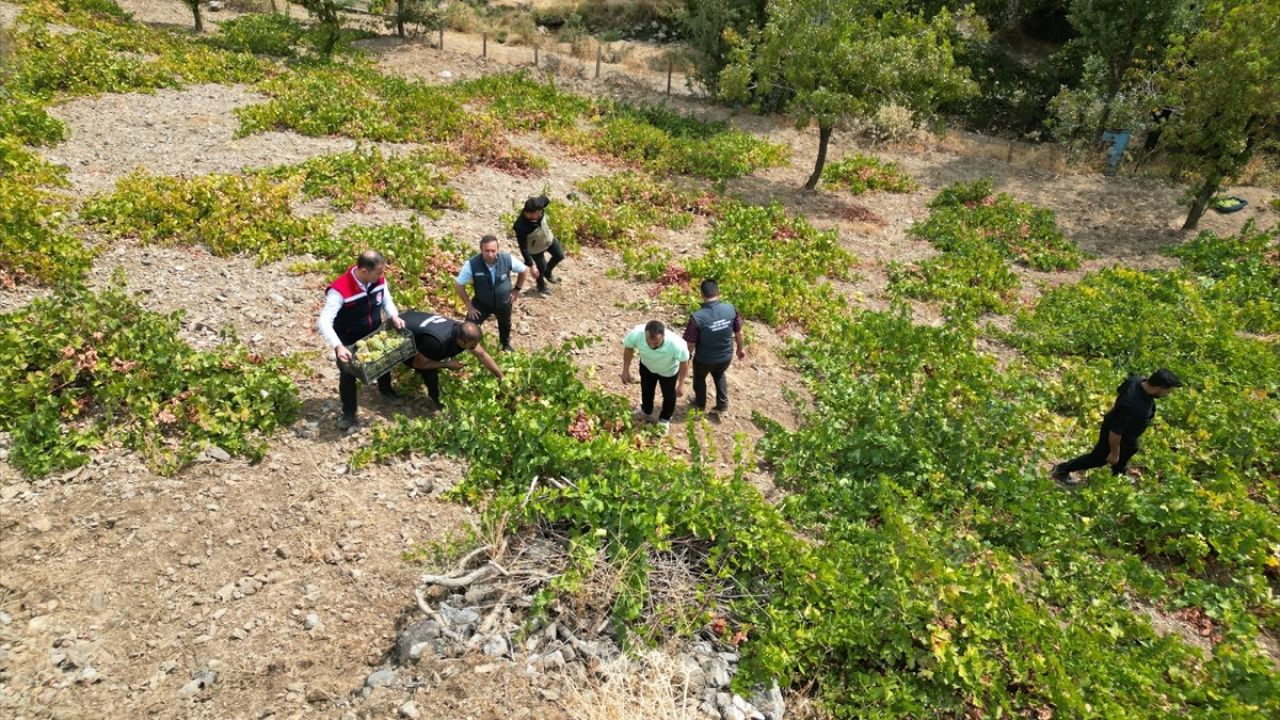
[700,279,719,298]
[523,195,550,212]
[1148,368,1183,388]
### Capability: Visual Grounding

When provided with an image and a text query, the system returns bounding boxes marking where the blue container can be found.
[1101,130,1131,176]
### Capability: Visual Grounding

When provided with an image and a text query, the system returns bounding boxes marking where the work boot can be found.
[337,413,356,431]
[1051,464,1082,487]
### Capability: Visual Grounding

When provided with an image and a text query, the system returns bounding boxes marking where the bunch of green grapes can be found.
[353,331,398,361]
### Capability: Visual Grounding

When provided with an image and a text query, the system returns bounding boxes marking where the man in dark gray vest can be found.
[682,279,745,413]
[454,235,530,352]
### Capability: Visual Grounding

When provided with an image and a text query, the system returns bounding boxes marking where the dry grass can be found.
[559,647,704,720]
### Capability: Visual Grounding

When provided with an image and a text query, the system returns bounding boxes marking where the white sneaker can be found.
[632,408,656,424]
[658,420,671,434]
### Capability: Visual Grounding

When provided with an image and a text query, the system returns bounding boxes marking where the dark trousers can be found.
[1060,424,1140,475]
[639,362,678,421]
[338,362,392,417]
[528,239,565,291]
[473,300,512,346]
[691,359,731,409]
[415,368,441,402]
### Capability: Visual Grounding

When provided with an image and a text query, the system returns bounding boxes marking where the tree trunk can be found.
[191,3,203,33]
[804,124,833,191]
[396,0,406,38]
[1182,174,1220,230]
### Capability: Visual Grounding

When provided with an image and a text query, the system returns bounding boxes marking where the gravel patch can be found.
[41,84,362,197]
[0,1,21,30]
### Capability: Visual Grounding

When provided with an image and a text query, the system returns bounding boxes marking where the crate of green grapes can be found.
[339,322,416,384]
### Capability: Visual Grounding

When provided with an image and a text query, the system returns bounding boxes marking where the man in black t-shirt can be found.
[1052,368,1183,486]
[400,311,503,405]
[512,195,564,297]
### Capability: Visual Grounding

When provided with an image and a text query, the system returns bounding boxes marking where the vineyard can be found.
[1,2,1278,719]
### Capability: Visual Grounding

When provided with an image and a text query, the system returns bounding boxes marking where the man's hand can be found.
[1107,451,1120,466]
[510,288,521,306]
[445,360,464,371]
[529,266,540,280]
[737,347,746,360]
[466,304,481,321]
[621,368,633,385]
[335,345,352,363]
[390,315,405,330]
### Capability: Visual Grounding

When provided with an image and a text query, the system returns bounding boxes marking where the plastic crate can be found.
[339,322,416,384]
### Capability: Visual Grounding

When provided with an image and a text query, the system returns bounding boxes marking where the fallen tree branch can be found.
[420,563,498,589]
[414,587,446,626]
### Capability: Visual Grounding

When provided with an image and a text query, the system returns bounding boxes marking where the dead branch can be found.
[420,562,498,589]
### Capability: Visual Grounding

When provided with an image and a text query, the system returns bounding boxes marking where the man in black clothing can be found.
[512,195,565,297]
[682,279,746,413]
[401,311,503,405]
[1052,368,1183,486]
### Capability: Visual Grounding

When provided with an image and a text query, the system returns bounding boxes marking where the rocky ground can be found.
[3,2,1278,719]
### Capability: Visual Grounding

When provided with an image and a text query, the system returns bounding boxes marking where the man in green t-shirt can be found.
[621,320,690,433]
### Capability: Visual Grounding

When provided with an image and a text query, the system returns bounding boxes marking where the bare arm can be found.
[1107,431,1123,464]
[512,269,530,300]
[734,329,746,360]
[470,346,504,380]
[455,283,479,320]
[621,347,635,384]
[675,359,689,392]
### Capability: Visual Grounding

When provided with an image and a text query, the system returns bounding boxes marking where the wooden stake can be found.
[667,58,673,95]
[534,45,539,66]
[595,45,602,79]
[482,32,487,58]
[438,26,444,50]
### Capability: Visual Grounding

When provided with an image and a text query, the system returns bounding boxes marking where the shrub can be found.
[82,172,331,262]
[0,279,299,477]
[675,202,853,328]
[238,65,468,143]
[208,12,305,57]
[821,154,918,195]
[554,102,789,180]
[545,171,716,253]
[450,71,595,131]
[864,102,916,144]
[915,180,1082,272]
[1166,221,1280,334]
[0,88,66,145]
[0,138,93,287]
[262,145,466,215]
[300,222,468,314]
[888,245,1020,321]
[8,10,268,99]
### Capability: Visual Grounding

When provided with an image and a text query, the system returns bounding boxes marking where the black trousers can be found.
[415,368,441,401]
[526,239,565,291]
[1060,424,1141,475]
[338,359,392,417]
[691,359,731,409]
[473,300,512,346]
[639,361,678,421]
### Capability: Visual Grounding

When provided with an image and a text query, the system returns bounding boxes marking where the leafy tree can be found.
[182,0,202,33]
[1161,0,1280,229]
[297,0,354,58]
[1064,0,1191,139]
[369,0,447,38]
[676,0,768,97]
[720,0,974,189]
